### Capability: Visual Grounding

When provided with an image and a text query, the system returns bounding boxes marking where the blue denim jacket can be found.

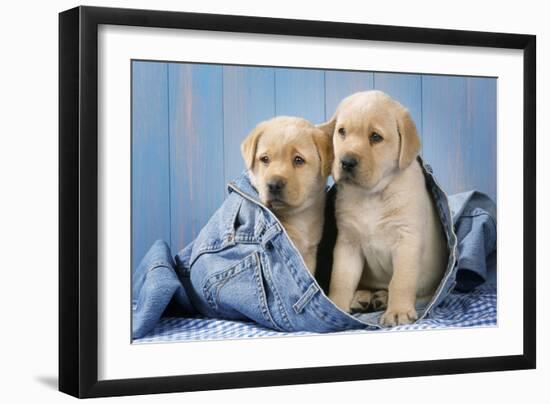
[132,156,497,339]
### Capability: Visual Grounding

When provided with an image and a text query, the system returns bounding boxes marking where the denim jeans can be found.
[132,156,496,339]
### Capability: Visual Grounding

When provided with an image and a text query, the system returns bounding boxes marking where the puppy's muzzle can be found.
[340,155,358,173]
[267,177,287,196]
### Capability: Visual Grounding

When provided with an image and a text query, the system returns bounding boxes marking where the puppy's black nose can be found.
[267,178,286,194]
[341,156,358,172]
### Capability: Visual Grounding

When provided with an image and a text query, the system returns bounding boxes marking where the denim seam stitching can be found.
[202,254,254,311]
[146,262,173,273]
[418,157,459,320]
[190,240,235,268]
[253,252,282,330]
[458,212,497,229]
[259,250,293,330]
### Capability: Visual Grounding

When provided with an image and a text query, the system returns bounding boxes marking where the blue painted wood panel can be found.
[422,75,497,200]
[325,70,374,120]
[168,63,225,253]
[374,73,423,147]
[422,75,467,196]
[131,61,171,270]
[465,77,497,201]
[223,66,276,185]
[275,68,325,123]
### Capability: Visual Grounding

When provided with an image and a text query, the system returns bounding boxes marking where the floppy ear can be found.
[241,121,267,170]
[396,107,421,169]
[312,128,334,178]
[316,114,336,137]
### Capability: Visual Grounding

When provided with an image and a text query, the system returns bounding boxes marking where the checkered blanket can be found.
[133,283,496,343]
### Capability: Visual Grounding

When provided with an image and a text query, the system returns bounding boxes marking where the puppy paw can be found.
[379,306,418,327]
[350,290,373,313]
[349,290,388,313]
[371,290,388,311]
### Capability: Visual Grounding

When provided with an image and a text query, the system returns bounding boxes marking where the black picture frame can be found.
[59,5,536,398]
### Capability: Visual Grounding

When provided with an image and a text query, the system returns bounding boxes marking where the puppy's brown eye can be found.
[338,127,346,138]
[260,155,270,164]
[293,156,305,166]
[370,133,383,143]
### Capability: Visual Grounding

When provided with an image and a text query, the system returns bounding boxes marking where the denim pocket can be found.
[202,251,282,331]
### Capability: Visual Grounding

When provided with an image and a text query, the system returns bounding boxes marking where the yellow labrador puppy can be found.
[319,91,447,326]
[241,116,333,275]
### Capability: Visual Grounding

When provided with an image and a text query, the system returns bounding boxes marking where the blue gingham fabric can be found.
[133,283,496,343]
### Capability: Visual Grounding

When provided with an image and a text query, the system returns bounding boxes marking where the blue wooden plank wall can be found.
[223,66,275,185]
[132,61,497,267]
[168,64,225,255]
[131,62,171,270]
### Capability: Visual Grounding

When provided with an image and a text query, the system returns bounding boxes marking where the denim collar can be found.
[227,170,263,205]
